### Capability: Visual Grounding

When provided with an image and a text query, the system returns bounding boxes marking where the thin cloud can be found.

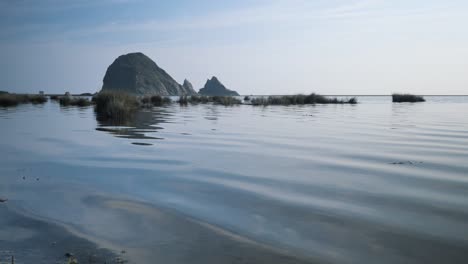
[75,0,454,37]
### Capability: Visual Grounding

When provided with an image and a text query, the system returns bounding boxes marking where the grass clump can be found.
[178,96,189,105]
[151,95,171,105]
[93,92,139,122]
[27,95,48,104]
[392,93,425,103]
[178,95,241,106]
[187,95,211,104]
[0,93,47,107]
[251,93,357,106]
[0,93,19,106]
[140,95,172,107]
[211,96,241,105]
[59,96,92,106]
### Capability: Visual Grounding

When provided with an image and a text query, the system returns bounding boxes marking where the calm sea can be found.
[1,96,468,263]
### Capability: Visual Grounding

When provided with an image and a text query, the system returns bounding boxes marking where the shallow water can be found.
[1,96,468,263]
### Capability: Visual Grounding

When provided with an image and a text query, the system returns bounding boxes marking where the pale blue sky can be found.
[1,0,467,95]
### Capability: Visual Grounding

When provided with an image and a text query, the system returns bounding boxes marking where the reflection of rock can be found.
[95,109,171,141]
[199,76,239,96]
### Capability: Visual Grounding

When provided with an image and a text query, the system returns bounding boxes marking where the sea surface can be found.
[1,96,468,263]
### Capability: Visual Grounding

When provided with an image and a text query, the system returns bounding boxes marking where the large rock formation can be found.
[101,52,197,96]
[198,77,239,96]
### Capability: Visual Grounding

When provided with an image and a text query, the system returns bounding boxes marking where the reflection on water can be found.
[95,108,173,141]
[1,96,468,263]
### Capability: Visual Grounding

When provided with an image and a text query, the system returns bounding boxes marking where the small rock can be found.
[69,256,79,264]
[65,252,74,258]
[22,176,25,180]
[0,198,7,203]
[389,160,422,165]
[199,76,239,96]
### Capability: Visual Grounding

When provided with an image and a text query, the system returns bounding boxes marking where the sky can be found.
[0,0,467,95]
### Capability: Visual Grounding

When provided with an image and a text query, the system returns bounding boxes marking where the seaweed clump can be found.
[93,92,139,122]
[392,94,425,103]
[59,96,92,106]
[251,93,357,106]
[140,95,172,107]
[178,95,241,106]
[0,93,48,107]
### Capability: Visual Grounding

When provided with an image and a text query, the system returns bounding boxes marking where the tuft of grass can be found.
[149,95,163,106]
[251,93,357,106]
[0,93,47,107]
[178,96,189,105]
[151,95,171,106]
[0,93,19,106]
[348,97,357,104]
[28,95,48,104]
[58,96,71,106]
[211,96,242,106]
[249,97,268,106]
[94,92,139,122]
[178,95,241,106]
[187,95,211,104]
[392,93,425,103]
[140,95,172,107]
[59,96,92,107]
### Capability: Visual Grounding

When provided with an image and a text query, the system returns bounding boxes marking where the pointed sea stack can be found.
[182,79,195,92]
[101,52,197,96]
[198,77,239,96]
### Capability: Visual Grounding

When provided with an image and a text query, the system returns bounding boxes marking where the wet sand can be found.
[0,203,119,263]
[79,195,319,264]
[1,196,319,264]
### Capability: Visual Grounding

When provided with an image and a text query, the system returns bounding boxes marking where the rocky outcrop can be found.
[101,52,197,96]
[198,77,239,96]
[182,79,194,92]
